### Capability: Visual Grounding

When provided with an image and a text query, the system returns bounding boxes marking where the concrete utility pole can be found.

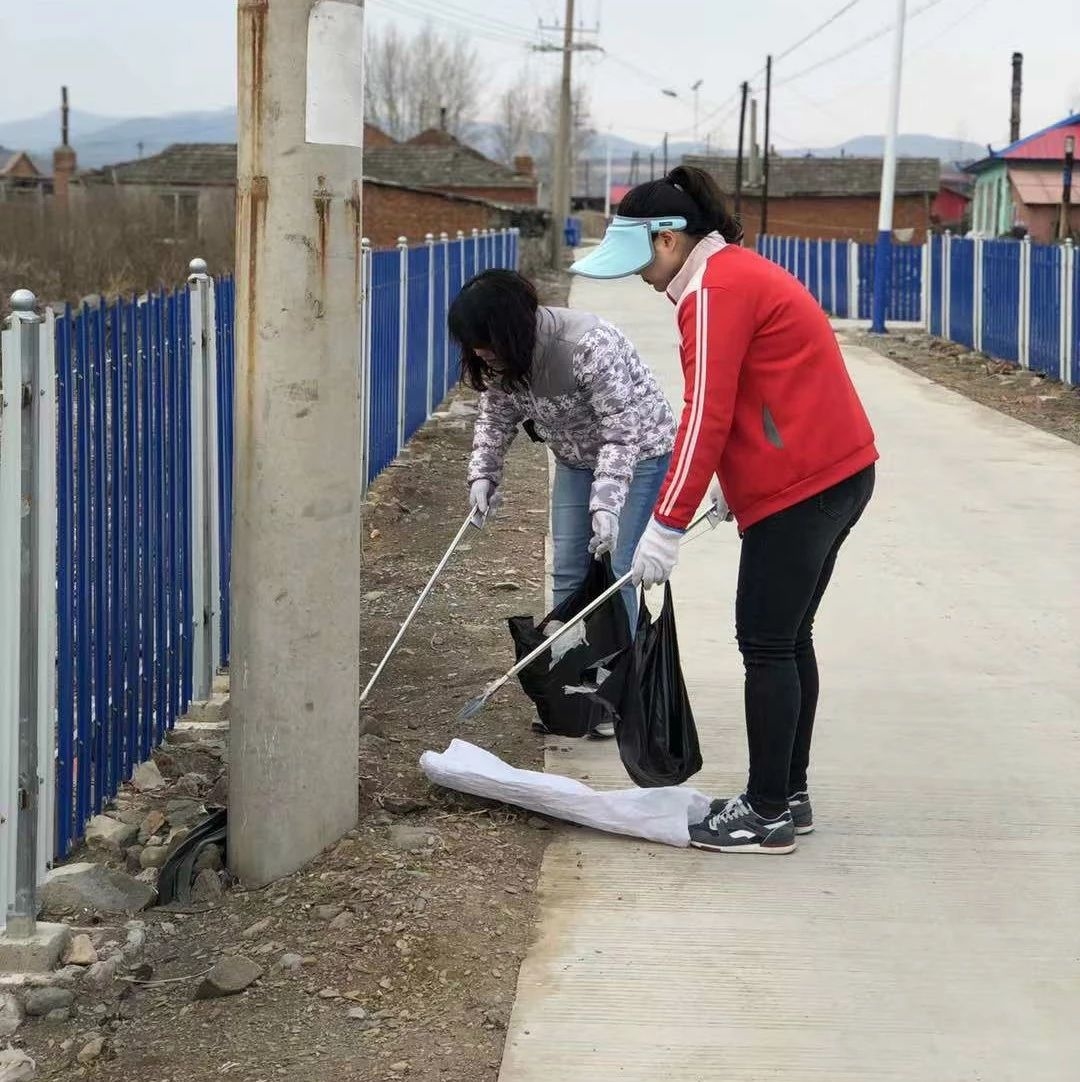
[761,57,773,237]
[871,0,907,334]
[535,1,600,269]
[734,81,749,215]
[229,0,365,887]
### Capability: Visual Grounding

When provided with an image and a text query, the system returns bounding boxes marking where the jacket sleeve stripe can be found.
[659,285,709,519]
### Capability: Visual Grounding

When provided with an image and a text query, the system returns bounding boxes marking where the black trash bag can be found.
[507,556,632,738]
[591,584,703,787]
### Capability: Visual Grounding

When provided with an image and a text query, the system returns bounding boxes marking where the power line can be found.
[769,0,953,89]
[774,0,864,63]
[372,0,537,45]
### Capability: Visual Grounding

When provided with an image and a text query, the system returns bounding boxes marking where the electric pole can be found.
[734,81,749,216]
[535,1,600,268]
[691,79,704,145]
[604,130,612,218]
[662,132,669,177]
[762,56,773,238]
[871,0,907,333]
[230,0,365,886]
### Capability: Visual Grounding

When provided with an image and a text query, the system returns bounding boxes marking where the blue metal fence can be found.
[360,229,519,489]
[3,225,520,864]
[759,234,922,323]
[759,230,1076,388]
[1028,243,1061,377]
[981,241,1020,363]
[53,289,193,857]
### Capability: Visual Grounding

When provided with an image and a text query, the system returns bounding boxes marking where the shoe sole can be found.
[690,839,798,854]
[795,823,814,836]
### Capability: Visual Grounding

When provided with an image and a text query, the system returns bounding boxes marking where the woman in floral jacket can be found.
[450,269,675,634]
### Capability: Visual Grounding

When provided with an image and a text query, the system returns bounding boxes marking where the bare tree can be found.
[493,71,540,165]
[365,23,481,141]
[535,79,595,199]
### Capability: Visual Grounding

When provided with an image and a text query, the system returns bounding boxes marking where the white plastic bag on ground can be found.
[419,739,711,848]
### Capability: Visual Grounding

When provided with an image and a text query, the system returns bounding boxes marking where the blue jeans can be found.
[551,454,671,630]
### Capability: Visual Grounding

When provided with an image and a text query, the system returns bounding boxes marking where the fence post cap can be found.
[439,231,449,240]
[188,257,209,275]
[471,228,479,236]
[9,288,37,313]
[361,236,371,248]
[425,232,435,242]
[456,230,465,238]
[397,235,408,246]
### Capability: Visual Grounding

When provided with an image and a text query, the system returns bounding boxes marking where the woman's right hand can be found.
[469,479,501,525]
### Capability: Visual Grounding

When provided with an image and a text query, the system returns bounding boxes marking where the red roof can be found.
[1002,116,1080,161]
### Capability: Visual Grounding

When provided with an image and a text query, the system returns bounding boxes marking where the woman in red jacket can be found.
[572,166,877,855]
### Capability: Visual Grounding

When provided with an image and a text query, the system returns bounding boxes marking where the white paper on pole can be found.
[419,740,711,849]
[305,0,365,147]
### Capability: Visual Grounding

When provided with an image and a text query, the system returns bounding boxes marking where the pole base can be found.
[0,923,71,975]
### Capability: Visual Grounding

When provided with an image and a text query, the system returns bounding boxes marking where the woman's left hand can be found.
[588,510,619,558]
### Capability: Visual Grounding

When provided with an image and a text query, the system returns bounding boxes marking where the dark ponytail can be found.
[617,165,743,244]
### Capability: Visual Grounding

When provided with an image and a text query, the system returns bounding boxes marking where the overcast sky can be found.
[5,0,1080,152]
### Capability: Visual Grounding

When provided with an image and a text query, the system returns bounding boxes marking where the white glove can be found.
[631,518,683,589]
[469,479,501,524]
[707,477,734,524]
[588,510,619,558]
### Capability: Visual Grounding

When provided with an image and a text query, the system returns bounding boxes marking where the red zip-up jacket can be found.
[653,236,878,532]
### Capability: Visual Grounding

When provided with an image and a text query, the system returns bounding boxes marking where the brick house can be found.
[682,154,942,245]
[0,150,51,202]
[967,114,1080,242]
[79,141,542,248]
[364,130,538,206]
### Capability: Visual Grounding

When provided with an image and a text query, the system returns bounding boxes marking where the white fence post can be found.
[848,241,859,320]
[920,239,930,328]
[816,241,824,304]
[943,231,953,341]
[829,239,837,314]
[973,236,984,353]
[0,289,53,938]
[1060,239,1074,385]
[440,232,451,396]
[425,233,435,417]
[35,308,57,885]
[1019,234,1031,369]
[396,236,408,453]
[1,293,27,933]
[359,237,373,495]
[186,259,221,700]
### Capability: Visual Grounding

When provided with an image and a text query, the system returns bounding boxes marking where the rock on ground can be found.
[138,809,167,843]
[192,867,223,903]
[0,1047,36,1082]
[0,993,23,1038]
[83,958,119,992]
[77,1037,107,1065]
[40,863,156,918]
[389,824,438,852]
[131,759,165,791]
[85,815,139,852]
[62,933,98,967]
[22,987,74,1018]
[195,957,264,999]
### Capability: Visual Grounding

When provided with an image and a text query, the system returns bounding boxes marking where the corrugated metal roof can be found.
[1009,167,1080,205]
[683,155,941,197]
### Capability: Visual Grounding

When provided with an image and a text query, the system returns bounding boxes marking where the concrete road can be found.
[498,272,1080,1081]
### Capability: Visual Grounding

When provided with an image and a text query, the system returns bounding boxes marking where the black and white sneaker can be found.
[690,796,797,854]
[709,791,814,835]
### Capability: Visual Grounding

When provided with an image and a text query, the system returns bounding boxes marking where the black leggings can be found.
[736,465,875,818]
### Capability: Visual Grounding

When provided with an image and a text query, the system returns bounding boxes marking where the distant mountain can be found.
[0,107,236,169]
[785,133,986,165]
[0,103,984,171]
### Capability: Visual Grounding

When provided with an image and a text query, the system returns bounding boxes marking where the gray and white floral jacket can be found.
[467,307,676,516]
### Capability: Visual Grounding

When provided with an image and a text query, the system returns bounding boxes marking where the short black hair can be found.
[618,165,743,244]
[448,269,538,393]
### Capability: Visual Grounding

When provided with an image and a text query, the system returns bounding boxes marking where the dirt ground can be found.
[845,329,1080,446]
[16,270,570,1082]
